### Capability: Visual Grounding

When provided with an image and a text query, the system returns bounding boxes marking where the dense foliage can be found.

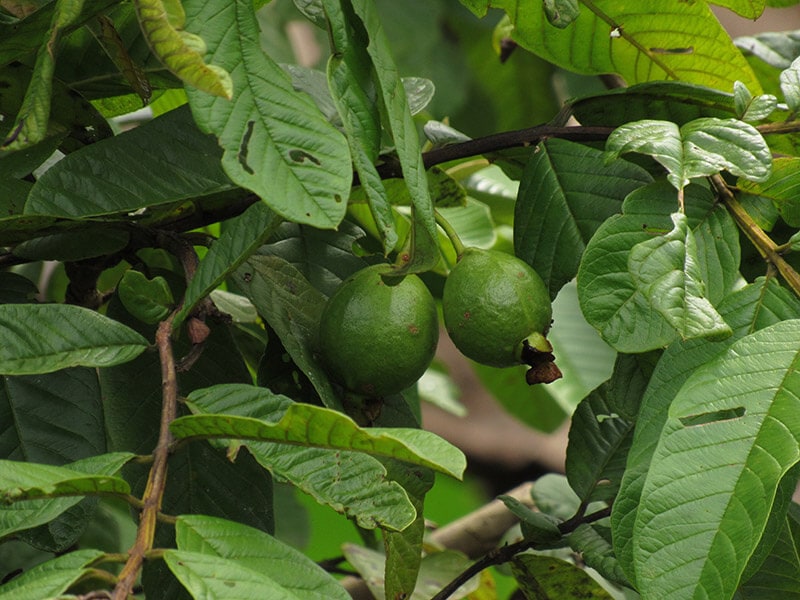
[2,0,800,598]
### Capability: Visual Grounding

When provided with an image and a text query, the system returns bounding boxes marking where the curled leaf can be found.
[134,0,233,99]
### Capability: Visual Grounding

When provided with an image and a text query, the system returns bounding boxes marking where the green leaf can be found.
[234,254,340,409]
[350,0,439,272]
[255,220,366,297]
[514,138,653,297]
[500,494,562,545]
[174,201,282,330]
[628,212,732,342]
[738,157,800,227]
[0,549,103,600]
[0,457,130,503]
[133,0,232,98]
[738,504,800,599]
[0,368,105,463]
[12,228,130,261]
[605,118,771,191]
[473,0,760,93]
[183,0,352,229]
[569,524,630,587]
[710,0,765,18]
[780,57,800,111]
[118,270,174,324]
[322,0,396,253]
[735,30,800,69]
[171,515,350,600]
[184,383,418,530]
[0,304,149,375]
[734,80,778,122]
[165,549,308,599]
[543,0,579,28]
[511,554,614,599]
[0,452,133,539]
[612,276,800,584]
[566,353,656,503]
[569,81,737,128]
[2,0,85,151]
[578,180,739,352]
[25,106,237,219]
[632,319,800,599]
[380,460,432,600]
[170,405,465,479]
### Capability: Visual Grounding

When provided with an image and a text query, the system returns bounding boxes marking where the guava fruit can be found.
[318,264,439,397]
[442,248,561,384]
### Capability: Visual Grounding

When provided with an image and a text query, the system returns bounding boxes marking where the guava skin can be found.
[318,265,439,397]
[442,248,561,383]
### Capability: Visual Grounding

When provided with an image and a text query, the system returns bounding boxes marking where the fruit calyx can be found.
[519,332,562,385]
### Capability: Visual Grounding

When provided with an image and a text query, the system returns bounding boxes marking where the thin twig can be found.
[111,318,179,600]
[430,505,613,600]
[712,174,800,298]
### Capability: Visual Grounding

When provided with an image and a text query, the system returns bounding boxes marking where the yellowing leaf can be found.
[134,0,232,99]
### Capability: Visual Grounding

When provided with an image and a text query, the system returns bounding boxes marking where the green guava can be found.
[318,264,439,397]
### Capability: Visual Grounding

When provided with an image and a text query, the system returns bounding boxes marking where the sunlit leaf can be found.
[170,404,465,479]
[613,277,800,584]
[628,212,732,341]
[183,0,352,229]
[184,384,418,530]
[605,117,771,191]
[460,0,761,93]
[632,319,800,599]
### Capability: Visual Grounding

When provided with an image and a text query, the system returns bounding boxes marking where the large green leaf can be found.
[183,384,419,530]
[566,353,656,503]
[0,304,148,375]
[577,180,739,352]
[611,277,800,583]
[628,212,732,342]
[0,368,105,464]
[24,106,236,218]
[349,0,439,272]
[514,138,653,297]
[170,515,349,600]
[605,118,771,191]
[738,504,800,599]
[0,549,103,600]
[234,254,340,409]
[322,0,396,252]
[0,452,133,539]
[461,0,761,93]
[631,319,800,599]
[170,405,465,479]
[183,0,352,229]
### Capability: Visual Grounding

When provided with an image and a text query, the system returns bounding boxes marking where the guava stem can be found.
[435,209,466,259]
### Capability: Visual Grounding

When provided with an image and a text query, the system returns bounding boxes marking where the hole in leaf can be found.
[679,407,745,427]
[288,149,321,165]
[238,120,255,174]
